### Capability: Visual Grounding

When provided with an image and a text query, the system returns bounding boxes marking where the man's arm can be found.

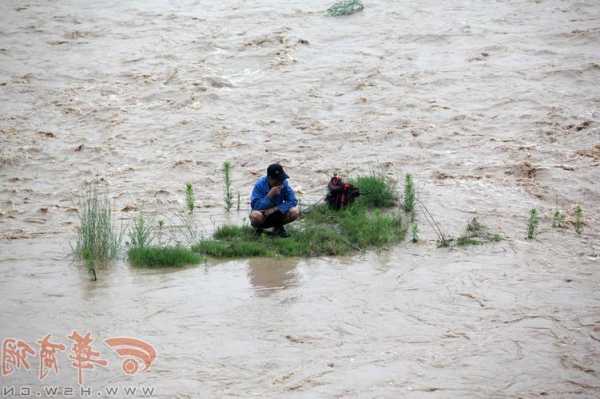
[250,181,274,210]
[277,182,298,214]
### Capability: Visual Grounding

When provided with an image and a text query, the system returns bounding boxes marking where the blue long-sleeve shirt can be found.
[250,176,298,214]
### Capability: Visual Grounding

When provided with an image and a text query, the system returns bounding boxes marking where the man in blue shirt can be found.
[250,163,299,237]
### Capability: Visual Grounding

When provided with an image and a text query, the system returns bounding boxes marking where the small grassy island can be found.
[193,175,406,258]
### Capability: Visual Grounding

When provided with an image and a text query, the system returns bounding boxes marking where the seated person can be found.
[249,163,300,237]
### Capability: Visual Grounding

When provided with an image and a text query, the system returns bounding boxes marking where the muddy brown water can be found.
[1,0,600,397]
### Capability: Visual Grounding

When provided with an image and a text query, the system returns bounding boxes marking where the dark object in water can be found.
[326,175,360,210]
[326,0,364,16]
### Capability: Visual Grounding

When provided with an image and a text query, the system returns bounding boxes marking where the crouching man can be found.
[249,163,300,237]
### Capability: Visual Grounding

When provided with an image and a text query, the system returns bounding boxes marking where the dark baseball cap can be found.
[267,163,289,181]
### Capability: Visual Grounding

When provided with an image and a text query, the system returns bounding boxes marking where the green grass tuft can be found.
[128,246,202,267]
[213,224,256,240]
[192,239,273,257]
[129,213,153,248]
[403,174,416,215]
[73,185,122,274]
[277,224,353,256]
[527,209,539,239]
[411,223,418,243]
[552,209,565,228]
[338,206,405,247]
[350,174,396,208]
[223,161,233,212]
[456,218,503,246]
[185,183,195,214]
[193,223,354,257]
[127,210,202,267]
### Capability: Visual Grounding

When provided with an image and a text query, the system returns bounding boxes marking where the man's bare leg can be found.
[249,210,266,228]
[282,207,300,225]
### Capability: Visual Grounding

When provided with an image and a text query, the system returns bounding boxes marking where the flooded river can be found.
[1,0,599,397]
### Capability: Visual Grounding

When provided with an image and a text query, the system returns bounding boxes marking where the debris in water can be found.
[206,76,233,88]
[555,164,575,171]
[564,120,592,131]
[514,161,538,179]
[36,131,56,138]
[326,0,364,16]
[459,292,485,307]
[575,121,591,131]
[154,189,170,197]
[574,205,584,235]
[456,218,502,246]
[173,159,193,167]
[575,144,600,161]
[121,204,137,212]
[285,335,305,344]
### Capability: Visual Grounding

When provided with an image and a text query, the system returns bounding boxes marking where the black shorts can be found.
[252,209,285,228]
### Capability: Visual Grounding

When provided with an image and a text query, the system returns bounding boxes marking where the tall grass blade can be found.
[223,161,233,212]
[73,185,122,278]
